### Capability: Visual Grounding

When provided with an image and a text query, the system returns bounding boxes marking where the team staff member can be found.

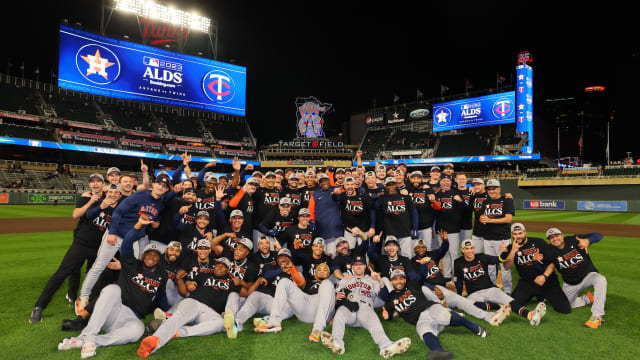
[332,176,376,248]
[30,175,117,323]
[499,223,570,314]
[57,215,168,359]
[543,228,606,328]
[431,175,465,281]
[479,179,514,293]
[308,174,343,256]
[407,171,436,250]
[377,177,418,257]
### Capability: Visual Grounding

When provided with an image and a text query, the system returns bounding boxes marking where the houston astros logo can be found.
[75,44,121,85]
[434,107,451,126]
[202,70,235,103]
[492,98,514,118]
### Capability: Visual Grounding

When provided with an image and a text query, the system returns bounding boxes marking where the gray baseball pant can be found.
[331,304,394,350]
[421,286,494,324]
[466,287,514,305]
[416,304,451,338]
[79,284,144,347]
[152,298,224,352]
[435,232,460,279]
[418,228,434,251]
[471,235,484,252]
[484,239,512,293]
[269,278,335,332]
[165,280,183,308]
[80,231,123,298]
[343,230,360,249]
[235,291,273,332]
[562,272,607,318]
[135,235,167,258]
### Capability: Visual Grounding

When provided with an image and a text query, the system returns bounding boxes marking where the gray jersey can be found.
[337,275,380,308]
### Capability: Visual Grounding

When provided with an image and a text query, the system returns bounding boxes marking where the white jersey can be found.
[337,275,380,307]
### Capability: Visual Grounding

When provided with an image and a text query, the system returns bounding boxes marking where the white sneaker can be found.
[380,337,411,358]
[529,302,547,326]
[57,337,82,351]
[489,304,510,326]
[81,342,96,359]
[320,331,344,355]
[154,308,168,321]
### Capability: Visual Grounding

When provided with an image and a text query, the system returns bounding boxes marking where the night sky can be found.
[3,1,638,159]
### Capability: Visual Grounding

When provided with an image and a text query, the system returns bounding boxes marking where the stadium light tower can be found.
[100,0,218,59]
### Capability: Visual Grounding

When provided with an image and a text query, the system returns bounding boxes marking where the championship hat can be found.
[246,177,259,185]
[279,197,292,205]
[196,210,210,218]
[430,166,441,172]
[384,235,399,246]
[265,171,276,178]
[89,173,104,182]
[216,257,232,269]
[298,208,311,216]
[318,173,330,181]
[143,243,163,255]
[461,239,474,248]
[167,241,182,250]
[313,237,326,246]
[252,171,263,177]
[107,167,121,175]
[230,209,244,218]
[471,178,485,185]
[390,269,406,279]
[486,179,501,187]
[197,239,211,248]
[277,248,293,258]
[237,237,253,251]
[511,223,526,232]
[384,177,397,185]
[410,171,423,178]
[546,228,562,238]
[106,183,121,192]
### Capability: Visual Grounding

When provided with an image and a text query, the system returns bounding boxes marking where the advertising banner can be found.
[523,200,565,210]
[577,201,627,212]
[28,193,76,204]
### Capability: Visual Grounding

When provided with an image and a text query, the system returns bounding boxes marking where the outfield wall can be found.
[501,180,640,212]
[0,192,77,205]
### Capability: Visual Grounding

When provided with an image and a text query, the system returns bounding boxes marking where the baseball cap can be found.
[279,197,292,205]
[335,168,345,174]
[196,210,210,219]
[252,171,263,177]
[155,173,172,187]
[313,237,325,246]
[384,177,397,185]
[344,176,355,183]
[183,187,196,194]
[443,163,454,169]
[167,241,182,250]
[298,208,311,216]
[216,257,232,269]
[351,255,366,265]
[265,171,276,178]
[414,240,427,249]
[277,248,293,258]
[486,179,501,187]
[440,174,452,181]
[546,228,562,238]
[288,173,299,180]
[197,239,211,248]
[107,167,121,175]
[394,169,404,175]
[336,237,349,245]
[143,243,164,255]
[430,166,441,172]
[246,177,259,185]
[89,173,104,182]
[189,173,198,179]
[274,169,284,175]
[384,235,399,246]
[205,174,219,182]
[318,173,330,181]
[365,171,376,178]
[230,209,244,218]
[471,178,485,185]
[106,183,121,192]
[409,170,423,178]
[305,170,316,176]
[511,223,526,232]
[461,239,474,248]
[237,237,254,251]
[375,164,386,170]
[390,269,406,279]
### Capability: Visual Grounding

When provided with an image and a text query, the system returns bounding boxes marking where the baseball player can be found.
[254,262,335,341]
[250,236,279,275]
[30,176,117,323]
[376,177,419,257]
[380,269,488,360]
[431,174,465,282]
[469,178,488,250]
[75,172,178,314]
[407,171,437,250]
[499,223,571,314]
[426,166,442,193]
[365,234,418,282]
[217,209,253,254]
[375,163,387,184]
[292,237,333,288]
[320,255,411,357]
[300,169,319,208]
[332,176,376,248]
[228,177,259,235]
[277,207,315,252]
[57,215,167,359]
[543,228,606,328]
[136,257,241,357]
[177,210,215,257]
[280,173,303,214]
[454,239,546,326]
[331,237,366,280]
[256,196,296,249]
[454,172,473,242]
[155,240,184,310]
[252,171,281,245]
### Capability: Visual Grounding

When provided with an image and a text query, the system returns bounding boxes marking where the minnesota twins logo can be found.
[492,98,514,118]
[433,107,451,126]
[75,44,121,85]
[202,70,235,103]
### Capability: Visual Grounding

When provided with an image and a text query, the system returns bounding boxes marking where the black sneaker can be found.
[62,316,88,331]
[475,325,488,338]
[65,294,76,307]
[143,319,164,337]
[428,350,454,360]
[29,307,43,323]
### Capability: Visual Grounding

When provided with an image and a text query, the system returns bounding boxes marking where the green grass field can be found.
[0,205,75,218]
[1,206,639,359]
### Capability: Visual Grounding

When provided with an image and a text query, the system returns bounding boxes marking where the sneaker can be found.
[308,329,321,343]
[224,310,238,339]
[253,316,268,327]
[475,325,488,337]
[153,308,168,321]
[428,350,454,360]
[80,342,96,359]
[254,323,282,333]
[320,331,345,355]
[380,337,411,358]
[585,315,602,328]
[144,319,164,337]
[585,292,594,304]
[66,293,75,307]
[62,316,88,331]
[137,336,159,358]
[29,307,43,323]
[528,302,547,326]
[75,296,89,316]
[57,337,82,351]
[489,304,510,326]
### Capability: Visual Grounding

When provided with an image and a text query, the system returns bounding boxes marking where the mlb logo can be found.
[461,104,469,110]
[143,57,159,67]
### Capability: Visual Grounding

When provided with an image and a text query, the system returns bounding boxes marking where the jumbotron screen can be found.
[432,91,515,132]
[58,25,246,116]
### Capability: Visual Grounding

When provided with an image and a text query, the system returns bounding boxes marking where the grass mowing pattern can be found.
[514,210,640,225]
[0,205,75,218]
[1,229,639,360]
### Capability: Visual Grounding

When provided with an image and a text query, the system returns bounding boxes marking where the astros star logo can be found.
[80,48,115,80]
[435,110,448,124]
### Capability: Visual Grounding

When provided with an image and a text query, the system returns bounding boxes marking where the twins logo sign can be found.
[202,70,235,103]
[492,98,514,118]
[75,44,121,85]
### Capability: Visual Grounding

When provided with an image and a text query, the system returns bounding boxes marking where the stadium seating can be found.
[201,117,250,142]
[436,133,493,157]
[157,114,203,139]
[97,101,157,132]
[526,168,558,178]
[0,122,56,141]
[42,90,101,124]
[0,83,40,115]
